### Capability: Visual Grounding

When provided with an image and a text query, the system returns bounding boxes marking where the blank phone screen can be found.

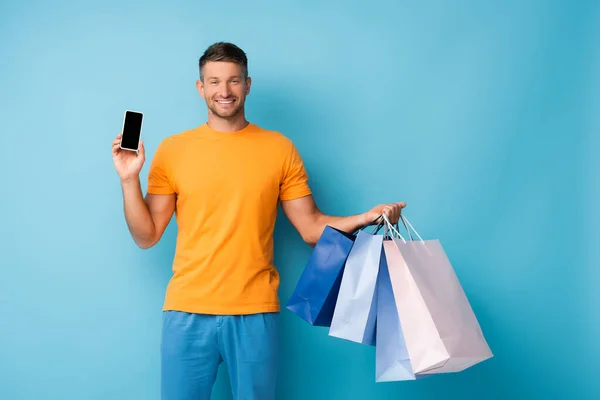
[121,111,143,150]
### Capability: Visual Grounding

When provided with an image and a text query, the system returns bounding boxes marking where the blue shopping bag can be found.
[375,239,416,382]
[328,226,385,346]
[286,225,356,326]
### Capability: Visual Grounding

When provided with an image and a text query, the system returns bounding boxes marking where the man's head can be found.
[196,42,251,120]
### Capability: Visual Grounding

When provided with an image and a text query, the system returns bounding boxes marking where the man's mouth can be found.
[216,99,235,104]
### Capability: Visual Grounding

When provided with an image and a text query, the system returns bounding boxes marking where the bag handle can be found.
[350,215,385,236]
[382,213,425,244]
[383,219,405,242]
[380,214,415,241]
[400,214,424,243]
[382,214,407,243]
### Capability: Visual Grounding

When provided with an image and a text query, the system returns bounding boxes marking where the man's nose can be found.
[219,83,231,97]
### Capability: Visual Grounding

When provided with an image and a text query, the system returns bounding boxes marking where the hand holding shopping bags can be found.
[287,211,493,382]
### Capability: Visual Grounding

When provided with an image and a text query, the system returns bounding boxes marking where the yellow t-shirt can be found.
[146,122,312,315]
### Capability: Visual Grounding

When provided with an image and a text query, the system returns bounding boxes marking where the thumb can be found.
[138,140,145,159]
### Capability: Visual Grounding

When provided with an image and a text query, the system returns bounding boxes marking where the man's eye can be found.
[210,81,218,85]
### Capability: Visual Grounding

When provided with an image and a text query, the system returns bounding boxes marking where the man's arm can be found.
[121,177,175,249]
[281,195,406,247]
[112,133,175,249]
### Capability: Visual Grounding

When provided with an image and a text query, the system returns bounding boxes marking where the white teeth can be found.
[217,100,233,104]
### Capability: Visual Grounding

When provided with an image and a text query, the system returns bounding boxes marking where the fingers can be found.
[135,140,146,162]
[382,206,396,225]
[112,133,122,153]
[112,134,145,164]
[382,202,407,224]
[394,202,406,222]
[112,141,121,156]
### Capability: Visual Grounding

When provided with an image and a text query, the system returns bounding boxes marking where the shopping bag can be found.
[286,225,356,326]
[383,215,493,374]
[375,236,417,382]
[329,223,385,346]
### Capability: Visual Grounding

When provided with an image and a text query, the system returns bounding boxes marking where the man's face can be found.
[197,61,251,119]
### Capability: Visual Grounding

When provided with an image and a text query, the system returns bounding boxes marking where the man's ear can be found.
[245,76,252,95]
[196,79,205,99]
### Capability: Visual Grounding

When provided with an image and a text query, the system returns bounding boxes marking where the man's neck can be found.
[206,112,249,133]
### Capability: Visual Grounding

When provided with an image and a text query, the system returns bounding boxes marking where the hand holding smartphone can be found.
[112,110,145,182]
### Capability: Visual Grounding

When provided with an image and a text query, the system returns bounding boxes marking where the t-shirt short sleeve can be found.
[279,141,312,201]
[147,139,175,194]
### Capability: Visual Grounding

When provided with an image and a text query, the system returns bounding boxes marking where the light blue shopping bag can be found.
[329,222,385,346]
[375,239,417,382]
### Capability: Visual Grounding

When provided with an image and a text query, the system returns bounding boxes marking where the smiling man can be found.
[111,42,406,400]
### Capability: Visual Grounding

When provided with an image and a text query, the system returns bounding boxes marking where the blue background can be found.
[1,0,598,399]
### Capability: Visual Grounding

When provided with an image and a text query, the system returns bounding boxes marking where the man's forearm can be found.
[302,212,371,246]
[283,195,403,247]
[319,213,370,234]
[121,177,156,248]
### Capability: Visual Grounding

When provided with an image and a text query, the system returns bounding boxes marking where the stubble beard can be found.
[208,98,245,120]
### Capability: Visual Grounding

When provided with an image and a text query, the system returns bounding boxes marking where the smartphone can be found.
[120,110,144,152]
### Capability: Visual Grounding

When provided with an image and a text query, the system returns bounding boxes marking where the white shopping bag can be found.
[383,214,493,374]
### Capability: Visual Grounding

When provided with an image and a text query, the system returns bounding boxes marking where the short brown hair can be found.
[198,42,248,80]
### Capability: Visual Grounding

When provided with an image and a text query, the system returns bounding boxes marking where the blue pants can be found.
[161,310,279,400]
